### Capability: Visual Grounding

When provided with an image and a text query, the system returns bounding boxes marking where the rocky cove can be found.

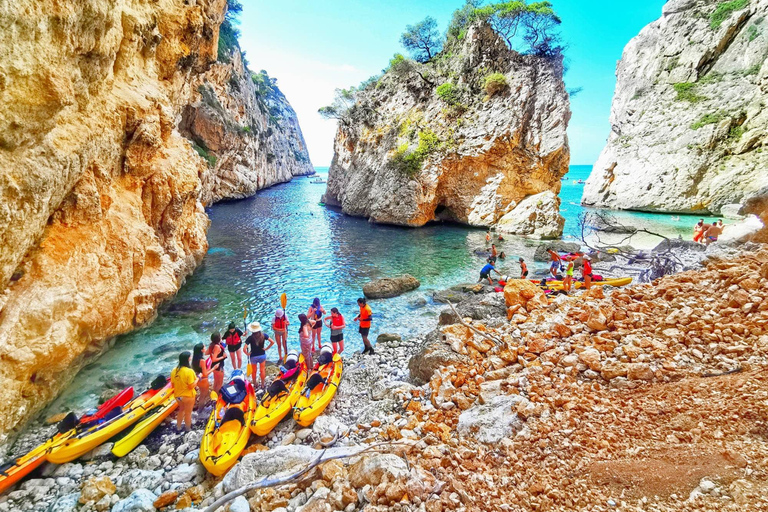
[2,0,768,511]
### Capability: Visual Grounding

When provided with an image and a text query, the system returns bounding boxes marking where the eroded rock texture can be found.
[583,0,768,214]
[0,0,311,439]
[322,23,570,234]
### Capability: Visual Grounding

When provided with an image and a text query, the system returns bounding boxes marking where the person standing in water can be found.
[272,308,289,363]
[223,323,244,370]
[519,258,528,279]
[354,298,374,355]
[563,259,575,293]
[244,322,275,389]
[485,231,491,242]
[191,343,211,412]
[546,248,561,278]
[171,351,198,432]
[693,219,705,243]
[582,255,593,290]
[206,332,226,393]
[324,307,346,354]
[298,313,313,374]
[478,261,500,285]
[307,298,326,351]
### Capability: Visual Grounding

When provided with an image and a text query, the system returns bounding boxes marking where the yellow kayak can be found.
[251,356,307,436]
[200,373,256,476]
[48,378,172,464]
[293,353,342,428]
[533,277,633,291]
[111,394,179,458]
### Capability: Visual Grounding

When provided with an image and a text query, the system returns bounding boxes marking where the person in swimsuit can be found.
[206,332,227,393]
[485,231,491,242]
[324,307,346,354]
[705,220,723,245]
[307,298,326,351]
[354,298,374,355]
[244,322,275,389]
[298,313,313,375]
[272,308,289,363]
[498,251,506,260]
[581,255,593,290]
[192,343,211,412]
[490,244,498,259]
[519,258,528,278]
[223,323,244,370]
[563,259,574,292]
[546,248,562,278]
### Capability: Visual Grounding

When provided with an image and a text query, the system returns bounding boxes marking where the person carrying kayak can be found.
[244,322,275,389]
[478,261,500,285]
[582,255,593,290]
[192,343,211,412]
[546,248,561,278]
[519,258,528,278]
[206,332,227,393]
[324,307,346,354]
[272,308,289,363]
[307,298,326,351]
[224,322,244,370]
[354,298,374,355]
[563,258,575,293]
[298,314,313,375]
[171,351,198,432]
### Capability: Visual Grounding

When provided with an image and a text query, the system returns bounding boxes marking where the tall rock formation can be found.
[583,0,768,215]
[0,0,311,440]
[322,23,570,237]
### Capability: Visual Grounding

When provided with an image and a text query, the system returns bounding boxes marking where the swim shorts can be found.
[330,333,344,343]
[249,354,266,364]
[359,327,370,336]
[227,342,242,353]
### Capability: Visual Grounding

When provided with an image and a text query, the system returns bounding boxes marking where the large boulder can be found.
[438,292,507,325]
[363,274,420,299]
[347,454,409,488]
[409,341,469,383]
[503,280,548,312]
[496,191,565,239]
[457,394,529,443]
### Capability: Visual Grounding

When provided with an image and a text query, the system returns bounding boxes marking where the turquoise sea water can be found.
[44,165,716,414]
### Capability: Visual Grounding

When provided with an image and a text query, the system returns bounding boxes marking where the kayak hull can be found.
[200,381,256,476]
[111,395,179,458]
[47,383,173,464]
[251,357,307,436]
[532,277,633,291]
[293,353,343,428]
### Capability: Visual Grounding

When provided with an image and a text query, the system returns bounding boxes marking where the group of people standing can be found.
[693,219,724,245]
[167,297,375,431]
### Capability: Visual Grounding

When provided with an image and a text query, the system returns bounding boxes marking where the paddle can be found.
[242,306,248,332]
[210,390,218,402]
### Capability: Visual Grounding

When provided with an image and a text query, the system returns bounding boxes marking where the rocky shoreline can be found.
[3,241,767,512]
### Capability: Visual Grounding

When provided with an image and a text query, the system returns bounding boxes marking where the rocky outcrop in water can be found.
[583,0,768,216]
[0,0,311,439]
[322,22,570,234]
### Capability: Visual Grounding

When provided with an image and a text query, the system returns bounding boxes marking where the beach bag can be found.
[220,379,247,404]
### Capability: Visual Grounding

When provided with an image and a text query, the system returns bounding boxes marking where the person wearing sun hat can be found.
[244,321,275,389]
[272,308,289,363]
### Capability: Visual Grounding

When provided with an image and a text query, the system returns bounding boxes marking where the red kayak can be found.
[0,387,133,495]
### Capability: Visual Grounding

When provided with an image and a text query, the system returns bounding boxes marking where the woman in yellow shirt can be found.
[171,352,198,432]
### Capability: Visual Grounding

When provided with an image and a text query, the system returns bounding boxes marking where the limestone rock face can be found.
[362,274,421,299]
[496,191,564,239]
[583,0,768,214]
[323,23,570,233]
[0,0,311,439]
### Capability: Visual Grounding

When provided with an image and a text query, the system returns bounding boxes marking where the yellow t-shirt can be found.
[171,367,198,398]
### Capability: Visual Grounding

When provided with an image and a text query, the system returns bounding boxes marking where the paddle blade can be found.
[280,293,287,309]
[210,391,218,402]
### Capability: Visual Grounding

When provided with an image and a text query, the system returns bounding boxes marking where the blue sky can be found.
[239,0,667,166]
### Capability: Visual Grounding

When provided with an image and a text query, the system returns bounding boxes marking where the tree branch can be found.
[446,300,505,346]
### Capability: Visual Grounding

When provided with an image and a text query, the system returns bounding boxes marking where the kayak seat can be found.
[101,406,123,423]
[221,407,245,425]
[57,412,79,434]
[266,379,288,399]
[306,372,326,391]
[317,352,333,366]
[220,379,247,405]
[150,375,167,390]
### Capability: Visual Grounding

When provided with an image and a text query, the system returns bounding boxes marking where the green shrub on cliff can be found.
[483,72,508,96]
[710,0,749,30]
[691,112,726,129]
[390,130,441,177]
[218,0,244,63]
[436,83,460,105]
[192,142,217,167]
[673,82,705,103]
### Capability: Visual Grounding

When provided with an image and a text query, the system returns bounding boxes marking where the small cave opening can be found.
[433,204,459,223]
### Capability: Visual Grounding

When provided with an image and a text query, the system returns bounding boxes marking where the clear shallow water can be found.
[44,165,718,415]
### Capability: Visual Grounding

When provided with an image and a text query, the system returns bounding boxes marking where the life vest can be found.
[359,305,372,328]
[273,316,287,330]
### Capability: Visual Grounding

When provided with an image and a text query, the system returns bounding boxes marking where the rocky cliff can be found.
[583,0,768,215]
[0,0,311,440]
[322,23,570,237]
